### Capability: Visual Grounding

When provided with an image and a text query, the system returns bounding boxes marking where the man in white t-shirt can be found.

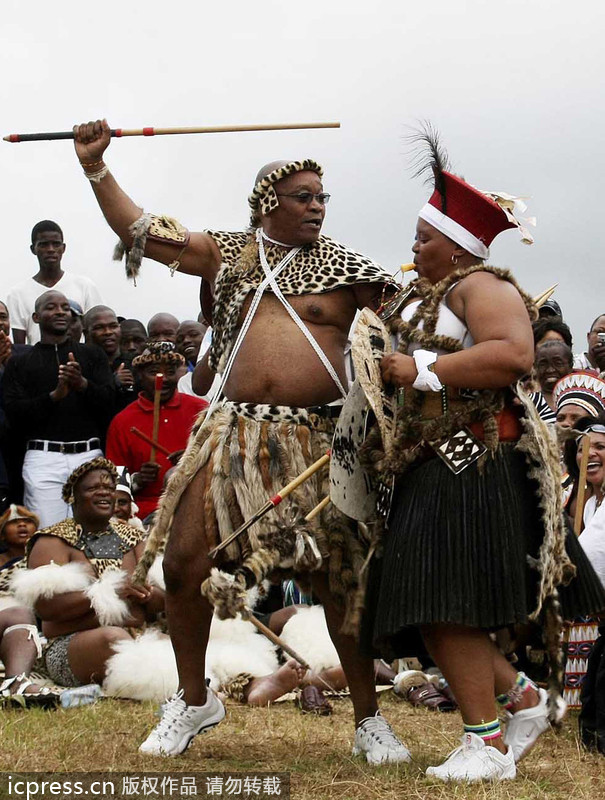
[7,220,102,345]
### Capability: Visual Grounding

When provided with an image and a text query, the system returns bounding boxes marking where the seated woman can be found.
[12,458,164,690]
[0,505,61,704]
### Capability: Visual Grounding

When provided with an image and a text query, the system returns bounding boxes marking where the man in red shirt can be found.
[105,342,207,520]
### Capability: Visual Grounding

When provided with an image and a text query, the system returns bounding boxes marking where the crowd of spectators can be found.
[0,220,212,525]
[0,218,604,754]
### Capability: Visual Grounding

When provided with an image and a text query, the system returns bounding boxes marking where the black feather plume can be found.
[406,121,451,214]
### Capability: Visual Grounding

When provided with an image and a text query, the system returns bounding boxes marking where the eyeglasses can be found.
[276,192,331,205]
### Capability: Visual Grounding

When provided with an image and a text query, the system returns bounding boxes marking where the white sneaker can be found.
[426,732,516,782]
[139,689,225,756]
[504,687,562,762]
[351,712,411,765]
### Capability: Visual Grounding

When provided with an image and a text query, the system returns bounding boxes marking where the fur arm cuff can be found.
[85,569,130,627]
[10,562,92,608]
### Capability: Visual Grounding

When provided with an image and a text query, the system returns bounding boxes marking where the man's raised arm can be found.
[73,119,221,282]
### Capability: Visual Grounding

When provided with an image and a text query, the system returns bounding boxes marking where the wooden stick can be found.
[305,495,330,521]
[574,433,591,536]
[149,374,163,464]
[208,454,330,558]
[3,122,340,143]
[533,283,559,308]
[247,614,312,672]
[247,612,338,693]
[130,427,171,458]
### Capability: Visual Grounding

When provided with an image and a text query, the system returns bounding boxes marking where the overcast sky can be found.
[1,1,603,348]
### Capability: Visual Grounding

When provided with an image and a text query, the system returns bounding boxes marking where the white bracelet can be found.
[84,165,109,184]
[412,349,443,392]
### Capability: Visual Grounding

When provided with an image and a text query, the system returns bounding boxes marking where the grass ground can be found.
[1,692,603,799]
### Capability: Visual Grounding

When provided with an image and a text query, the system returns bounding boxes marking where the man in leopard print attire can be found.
[71,119,408,763]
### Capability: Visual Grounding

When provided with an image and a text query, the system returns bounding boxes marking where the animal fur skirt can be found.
[144,402,370,633]
[362,443,605,660]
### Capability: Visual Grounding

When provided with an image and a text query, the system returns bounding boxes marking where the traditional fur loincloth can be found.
[136,403,372,634]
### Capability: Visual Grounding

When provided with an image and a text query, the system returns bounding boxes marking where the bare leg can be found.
[163,471,214,706]
[245,660,306,706]
[422,624,507,753]
[304,664,348,691]
[266,605,299,636]
[0,607,41,691]
[310,573,377,726]
[67,626,132,684]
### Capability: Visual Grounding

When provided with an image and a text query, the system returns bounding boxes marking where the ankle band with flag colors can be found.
[496,671,535,710]
[464,719,502,742]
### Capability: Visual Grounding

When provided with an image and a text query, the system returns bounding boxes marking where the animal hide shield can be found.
[330,309,394,522]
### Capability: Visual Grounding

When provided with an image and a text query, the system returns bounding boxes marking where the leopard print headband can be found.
[248,159,324,218]
[62,457,118,503]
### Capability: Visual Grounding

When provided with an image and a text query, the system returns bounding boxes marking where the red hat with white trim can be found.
[414,125,535,259]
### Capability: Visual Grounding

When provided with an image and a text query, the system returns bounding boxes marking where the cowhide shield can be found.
[352,308,395,459]
[329,309,394,522]
[330,378,377,521]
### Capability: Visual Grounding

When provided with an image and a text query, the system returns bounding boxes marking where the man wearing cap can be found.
[7,220,102,345]
[361,130,605,781]
[68,300,84,343]
[3,291,114,527]
[574,314,605,373]
[71,119,405,764]
[105,342,207,521]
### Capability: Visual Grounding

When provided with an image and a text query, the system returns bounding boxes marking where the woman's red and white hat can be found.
[419,171,535,259]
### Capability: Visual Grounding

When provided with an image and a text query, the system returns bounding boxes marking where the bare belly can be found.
[223,295,352,406]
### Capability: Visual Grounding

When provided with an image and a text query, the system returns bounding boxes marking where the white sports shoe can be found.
[426,732,516,782]
[139,689,225,756]
[352,712,411,765]
[504,687,562,762]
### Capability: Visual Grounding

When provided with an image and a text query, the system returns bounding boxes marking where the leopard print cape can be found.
[0,556,25,598]
[205,230,394,373]
[26,519,145,578]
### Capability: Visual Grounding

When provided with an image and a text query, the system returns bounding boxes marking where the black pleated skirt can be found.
[361,444,605,660]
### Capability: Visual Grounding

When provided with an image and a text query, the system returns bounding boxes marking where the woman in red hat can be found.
[362,129,605,782]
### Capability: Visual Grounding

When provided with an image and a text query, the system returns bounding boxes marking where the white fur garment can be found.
[10,561,92,608]
[279,606,340,672]
[84,569,130,627]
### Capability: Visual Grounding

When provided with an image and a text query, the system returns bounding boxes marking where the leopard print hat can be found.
[248,159,324,223]
[62,457,118,503]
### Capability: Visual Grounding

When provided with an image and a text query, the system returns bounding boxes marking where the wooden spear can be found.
[208,458,331,559]
[3,122,340,143]
[149,374,163,464]
[574,433,591,536]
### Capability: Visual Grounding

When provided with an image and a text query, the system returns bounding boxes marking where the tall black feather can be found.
[407,122,451,215]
